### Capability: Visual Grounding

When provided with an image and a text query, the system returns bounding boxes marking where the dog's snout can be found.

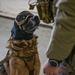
[33,16,38,20]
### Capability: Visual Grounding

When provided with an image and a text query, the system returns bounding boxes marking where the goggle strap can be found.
[15,15,32,26]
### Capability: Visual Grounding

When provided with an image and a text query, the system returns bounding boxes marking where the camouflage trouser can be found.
[58,61,75,75]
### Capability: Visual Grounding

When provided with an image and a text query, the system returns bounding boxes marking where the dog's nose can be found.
[33,16,38,20]
[32,16,40,25]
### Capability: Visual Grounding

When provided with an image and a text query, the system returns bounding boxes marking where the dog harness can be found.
[0,36,38,75]
[6,35,38,74]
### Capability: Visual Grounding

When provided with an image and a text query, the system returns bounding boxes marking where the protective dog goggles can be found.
[15,15,40,33]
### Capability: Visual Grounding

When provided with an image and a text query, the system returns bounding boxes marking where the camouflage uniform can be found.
[46,0,75,75]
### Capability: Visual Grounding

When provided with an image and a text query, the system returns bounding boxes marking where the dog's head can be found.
[15,11,40,34]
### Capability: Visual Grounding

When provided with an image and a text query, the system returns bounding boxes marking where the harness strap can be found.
[0,54,12,65]
[21,56,35,75]
[29,70,34,75]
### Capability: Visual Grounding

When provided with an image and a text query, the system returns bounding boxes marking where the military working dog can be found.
[0,11,41,75]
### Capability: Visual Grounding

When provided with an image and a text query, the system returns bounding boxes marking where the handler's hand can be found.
[43,59,59,75]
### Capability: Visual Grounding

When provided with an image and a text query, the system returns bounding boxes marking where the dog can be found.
[0,11,41,75]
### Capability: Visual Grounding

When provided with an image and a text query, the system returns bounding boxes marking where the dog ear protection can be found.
[15,11,40,33]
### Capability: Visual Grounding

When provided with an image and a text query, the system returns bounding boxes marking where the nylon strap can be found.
[0,55,12,65]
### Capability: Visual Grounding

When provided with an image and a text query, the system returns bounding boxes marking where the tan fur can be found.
[3,53,40,75]
[1,36,41,75]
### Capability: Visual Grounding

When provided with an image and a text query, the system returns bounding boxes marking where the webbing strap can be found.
[0,55,12,65]
[29,70,34,75]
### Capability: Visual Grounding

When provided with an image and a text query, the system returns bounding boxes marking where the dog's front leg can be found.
[4,62,10,75]
[9,57,19,75]
[9,57,29,75]
[34,54,41,75]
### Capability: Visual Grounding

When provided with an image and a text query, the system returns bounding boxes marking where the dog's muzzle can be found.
[22,15,40,33]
